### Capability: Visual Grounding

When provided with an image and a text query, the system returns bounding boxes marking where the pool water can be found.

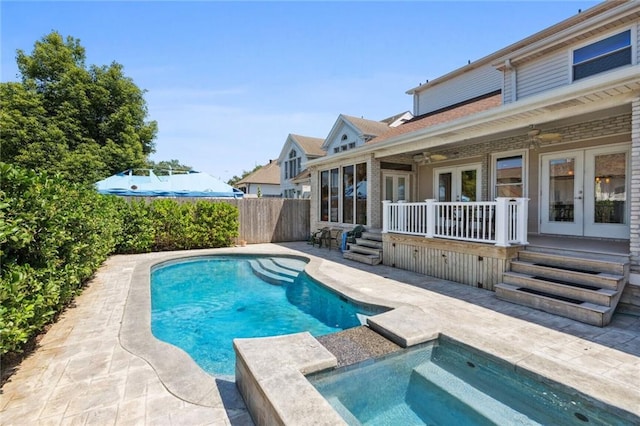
[151,256,382,378]
[309,337,635,425]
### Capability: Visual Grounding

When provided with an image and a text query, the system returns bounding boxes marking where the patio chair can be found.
[310,227,331,248]
[341,224,365,251]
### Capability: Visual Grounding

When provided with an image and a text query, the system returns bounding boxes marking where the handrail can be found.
[382,198,529,246]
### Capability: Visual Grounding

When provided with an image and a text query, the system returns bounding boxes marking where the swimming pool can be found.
[308,336,636,425]
[151,255,385,378]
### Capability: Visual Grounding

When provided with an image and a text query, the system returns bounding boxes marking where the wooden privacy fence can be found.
[224,198,310,244]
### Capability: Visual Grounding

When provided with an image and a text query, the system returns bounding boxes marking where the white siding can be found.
[415,65,502,115]
[324,125,361,155]
[516,50,569,100]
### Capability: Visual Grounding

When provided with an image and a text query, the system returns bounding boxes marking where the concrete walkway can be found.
[1,243,639,425]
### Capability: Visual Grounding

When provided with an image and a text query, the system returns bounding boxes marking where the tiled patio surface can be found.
[1,242,639,425]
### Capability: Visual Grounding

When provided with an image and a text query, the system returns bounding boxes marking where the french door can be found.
[540,145,629,238]
[383,172,410,202]
[434,164,481,202]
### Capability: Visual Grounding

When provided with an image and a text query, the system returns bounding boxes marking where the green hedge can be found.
[0,163,239,354]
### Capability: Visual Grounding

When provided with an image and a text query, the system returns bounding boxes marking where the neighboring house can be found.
[235,160,281,197]
[277,134,325,199]
[307,0,640,326]
[321,114,392,155]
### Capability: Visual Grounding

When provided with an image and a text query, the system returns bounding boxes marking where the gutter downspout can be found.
[504,59,517,103]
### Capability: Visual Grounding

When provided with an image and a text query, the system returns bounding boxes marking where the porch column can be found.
[382,200,390,233]
[425,199,436,238]
[494,197,510,247]
[630,97,640,272]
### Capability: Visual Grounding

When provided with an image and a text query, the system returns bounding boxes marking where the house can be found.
[307,0,640,326]
[235,160,281,197]
[277,134,325,199]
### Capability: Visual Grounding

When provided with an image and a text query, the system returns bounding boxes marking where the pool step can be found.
[248,259,298,285]
[410,363,534,424]
[270,257,307,273]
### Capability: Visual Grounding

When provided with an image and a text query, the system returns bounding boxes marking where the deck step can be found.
[343,250,382,265]
[498,246,629,327]
[361,231,383,242]
[354,238,382,249]
[349,245,382,256]
[502,271,617,307]
[510,261,624,290]
[518,250,627,275]
[495,283,612,327]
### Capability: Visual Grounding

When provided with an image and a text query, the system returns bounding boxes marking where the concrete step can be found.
[495,283,613,327]
[349,244,382,256]
[270,257,307,273]
[256,258,300,279]
[361,231,382,242]
[510,261,623,291]
[518,250,627,275]
[354,238,382,249]
[502,271,618,307]
[343,250,382,265]
[247,259,294,285]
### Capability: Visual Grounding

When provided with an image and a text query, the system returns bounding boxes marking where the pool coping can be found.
[119,245,640,422]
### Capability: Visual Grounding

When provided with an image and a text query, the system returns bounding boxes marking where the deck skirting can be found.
[382,233,522,291]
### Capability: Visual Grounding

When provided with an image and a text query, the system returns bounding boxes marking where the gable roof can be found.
[366,91,502,146]
[322,114,390,150]
[236,160,280,185]
[342,114,390,138]
[290,134,325,157]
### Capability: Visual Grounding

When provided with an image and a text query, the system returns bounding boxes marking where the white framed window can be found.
[572,28,633,81]
[319,162,367,224]
[491,150,528,198]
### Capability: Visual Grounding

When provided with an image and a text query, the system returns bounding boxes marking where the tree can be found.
[146,159,193,175]
[1,31,157,185]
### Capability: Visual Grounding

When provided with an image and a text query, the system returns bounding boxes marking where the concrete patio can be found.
[1,242,639,425]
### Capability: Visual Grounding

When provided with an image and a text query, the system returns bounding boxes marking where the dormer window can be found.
[572,29,631,81]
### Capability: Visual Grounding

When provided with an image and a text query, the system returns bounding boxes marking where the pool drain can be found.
[466,361,476,368]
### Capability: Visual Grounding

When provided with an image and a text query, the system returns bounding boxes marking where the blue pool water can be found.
[309,337,636,425]
[151,256,383,378]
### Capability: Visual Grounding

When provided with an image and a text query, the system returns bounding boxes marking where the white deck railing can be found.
[382,198,529,246]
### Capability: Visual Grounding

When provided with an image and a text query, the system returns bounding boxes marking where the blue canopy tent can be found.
[96,169,244,198]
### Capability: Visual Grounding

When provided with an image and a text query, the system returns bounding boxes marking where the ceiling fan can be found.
[412,152,448,164]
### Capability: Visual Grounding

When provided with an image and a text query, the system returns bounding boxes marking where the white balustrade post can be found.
[495,197,510,247]
[382,200,390,233]
[517,198,529,245]
[425,199,436,238]
[398,200,406,233]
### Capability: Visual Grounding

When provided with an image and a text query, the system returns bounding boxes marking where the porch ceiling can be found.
[372,67,640,159]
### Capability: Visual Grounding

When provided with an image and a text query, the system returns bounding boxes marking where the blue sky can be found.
[2,1,598,182]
